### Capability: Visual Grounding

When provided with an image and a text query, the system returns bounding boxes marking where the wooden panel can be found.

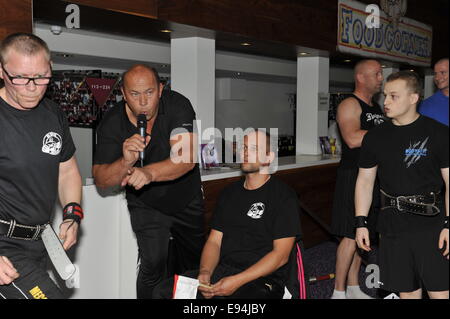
[202,163,339,248]
[33,0,448,63]
[158,0,338,53]
[0,0,32,41]
[61,0,158,18]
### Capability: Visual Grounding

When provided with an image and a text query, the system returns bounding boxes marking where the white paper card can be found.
[173,275,199,299]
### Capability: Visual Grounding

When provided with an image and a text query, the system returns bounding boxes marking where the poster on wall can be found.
[337,0,433,67]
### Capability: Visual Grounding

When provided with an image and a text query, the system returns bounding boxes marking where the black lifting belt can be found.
[0,219,47,241]
[380,189,442,217]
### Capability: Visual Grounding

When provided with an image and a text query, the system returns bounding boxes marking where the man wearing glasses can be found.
[0,33,83,299]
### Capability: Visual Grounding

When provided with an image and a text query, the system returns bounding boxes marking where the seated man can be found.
[153,129,302,299]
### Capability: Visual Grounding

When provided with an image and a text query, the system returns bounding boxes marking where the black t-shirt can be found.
[359,116,449,234]
[94,90,201,214]
[211,176,302,286]
[340,95,385,169]
[0,97,76,225]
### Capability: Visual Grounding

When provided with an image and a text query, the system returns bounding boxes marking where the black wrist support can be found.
[354,216,368,229]
[63,202,84,224]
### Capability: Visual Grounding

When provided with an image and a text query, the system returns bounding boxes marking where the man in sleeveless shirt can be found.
[330,59,385,299]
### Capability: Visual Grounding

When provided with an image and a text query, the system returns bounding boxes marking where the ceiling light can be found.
[344,59,352,63]
[56,53,73,58]
[240,42,252,46]
[299,52,310,56]
[160,29,172,33]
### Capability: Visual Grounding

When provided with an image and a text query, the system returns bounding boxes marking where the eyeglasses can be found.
[2,67,51,86]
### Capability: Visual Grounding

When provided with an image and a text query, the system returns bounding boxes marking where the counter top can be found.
[200,154,340,181]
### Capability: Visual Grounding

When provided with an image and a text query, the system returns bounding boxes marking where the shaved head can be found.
[353,59,383,95]
[354,59,381,78]
[122,64,160,87]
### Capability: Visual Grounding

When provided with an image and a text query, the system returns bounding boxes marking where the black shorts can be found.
[379,227,449,293]
[0,238,64,299]
[331,168,379,240]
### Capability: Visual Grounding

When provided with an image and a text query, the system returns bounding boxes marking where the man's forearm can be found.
[59,157,82,206]
[355,176,375,217]
[199,240,221,276]
[93,158,133,188]
[233,249,290,288]
[144,159,195,182]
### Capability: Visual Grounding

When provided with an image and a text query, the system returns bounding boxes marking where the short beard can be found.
[240,163,260,174]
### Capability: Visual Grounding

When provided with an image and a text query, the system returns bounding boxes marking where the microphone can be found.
[137,114,147,167]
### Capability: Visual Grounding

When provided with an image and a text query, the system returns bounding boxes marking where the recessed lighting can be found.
[382,65,387,68]
[160,29,172,33]
[409,69,415,72]
[344,59,352,63]
[240,42,252,46]
[299,52,310,56]
[56,53,73,58]
[237,72,242,76]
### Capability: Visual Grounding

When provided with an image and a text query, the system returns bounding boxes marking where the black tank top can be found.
[339,94,385,168]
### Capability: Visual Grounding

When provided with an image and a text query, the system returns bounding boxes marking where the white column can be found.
[424,69,435,99]
[171,37,216,142]
[296,56,329,155]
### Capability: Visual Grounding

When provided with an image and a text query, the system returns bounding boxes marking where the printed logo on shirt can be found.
[29,286,48,299]
[42,132,62,156]
[404,137,429,168]
[366,113,385,125]
[247,202,265,219]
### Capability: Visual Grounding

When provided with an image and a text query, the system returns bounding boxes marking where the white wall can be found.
[50,187,138,299]
[215,80,296,137]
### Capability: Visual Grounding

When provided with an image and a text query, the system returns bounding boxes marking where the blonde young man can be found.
[356,71,449,299]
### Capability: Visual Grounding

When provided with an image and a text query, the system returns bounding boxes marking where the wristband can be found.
[354,216,368,229]
[444,216,449,229]
[63,202,84,224]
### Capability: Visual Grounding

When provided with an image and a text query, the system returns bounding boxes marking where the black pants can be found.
[0,238,64,299]
[153,264,284,299]
[128,191,205,299]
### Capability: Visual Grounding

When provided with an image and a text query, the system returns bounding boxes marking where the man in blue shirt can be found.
[420,58,449,126]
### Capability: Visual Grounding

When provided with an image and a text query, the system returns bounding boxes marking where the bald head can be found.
[354,59,383,95]
[122,64,160,87]
[354,60,381,78]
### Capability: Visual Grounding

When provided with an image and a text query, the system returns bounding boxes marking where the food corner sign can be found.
[338,0,432,67]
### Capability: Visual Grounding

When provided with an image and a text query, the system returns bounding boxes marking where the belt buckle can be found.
[396,196,407,211]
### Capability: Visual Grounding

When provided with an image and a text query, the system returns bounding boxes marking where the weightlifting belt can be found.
[0,219,48,241]
[380,189,441,216]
